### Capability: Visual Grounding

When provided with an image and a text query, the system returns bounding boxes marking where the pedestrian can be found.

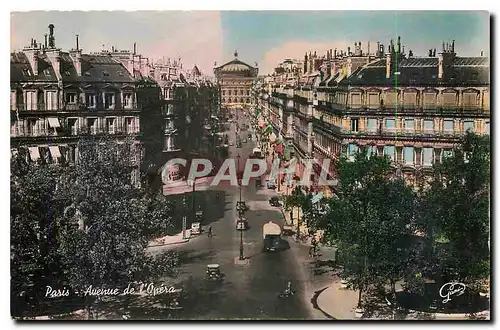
[208,225,213,238]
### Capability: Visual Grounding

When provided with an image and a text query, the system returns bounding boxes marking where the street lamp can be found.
[182,196,187,240]
[237,154,244,260]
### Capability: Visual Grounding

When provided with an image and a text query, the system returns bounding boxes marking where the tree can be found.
[420,132,490,290]
[320,149,417,307]
[10,152,65,315]
[11,137,178,319]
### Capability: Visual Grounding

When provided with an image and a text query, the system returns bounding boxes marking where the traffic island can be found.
[234,256,250,266]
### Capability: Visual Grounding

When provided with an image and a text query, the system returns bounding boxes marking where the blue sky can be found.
[11,11,489,75]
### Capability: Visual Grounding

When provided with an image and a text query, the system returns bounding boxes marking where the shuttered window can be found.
[443,120,454,131]
[404,92,417,108]
[463,92,478,108]
[368,93,379,108]
[384,91,398,106]
[351,93,362,107]
[423,92,437,109]
[442,92,457,108]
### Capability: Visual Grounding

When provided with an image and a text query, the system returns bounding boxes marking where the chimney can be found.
[367,41,370,56]
[386,53,391,79]
[409,50,414,58]
[334,48,337,58]
[481,51,484,57]
[347,46,351,55]
[438,53,443,79]
[303,53,308,74]
[429,49,433,57]
[133,42,136,55]
[48,24,55,48]
[44,34,48,49]
[26,48,39,76]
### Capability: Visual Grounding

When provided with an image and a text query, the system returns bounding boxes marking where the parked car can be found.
[266,179,277,189]
[269,196,281,207]
[191,222,201,235]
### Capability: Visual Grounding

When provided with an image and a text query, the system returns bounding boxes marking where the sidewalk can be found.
[316,282,359,320]
[148,230,192,248]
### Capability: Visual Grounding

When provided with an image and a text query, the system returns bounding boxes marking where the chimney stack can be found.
[133,42,137,55]
[481,50,484,57]
[76,34,79,50]
[347,46,351,55]
[44,34,47,49]
[386,53,391,79]
[438,53,443,79]
[367,41,370,56]
[48,24,55,48]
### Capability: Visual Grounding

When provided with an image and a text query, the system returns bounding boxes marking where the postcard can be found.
[10,10,490,321]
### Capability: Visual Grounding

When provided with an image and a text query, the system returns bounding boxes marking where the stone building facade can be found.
[257,38,490,193]
[214,52,258,108]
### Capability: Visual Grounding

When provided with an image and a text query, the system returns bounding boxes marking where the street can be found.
[146,113,326,320]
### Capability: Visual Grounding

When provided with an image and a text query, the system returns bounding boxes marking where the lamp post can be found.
[182,196,187,240]
[237,154,244,260]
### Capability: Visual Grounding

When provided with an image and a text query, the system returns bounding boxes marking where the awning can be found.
[47,117,60,128]
[29,147,40,161]
[49,146,61,159]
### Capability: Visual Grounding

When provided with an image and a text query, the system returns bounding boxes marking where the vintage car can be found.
[191,222,201,235]
[269,196,281,207]
[206,264,221,280]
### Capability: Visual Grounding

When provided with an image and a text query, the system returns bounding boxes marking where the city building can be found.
[10,25,143,186]
[214,51,258,108]
[257,37,490,194]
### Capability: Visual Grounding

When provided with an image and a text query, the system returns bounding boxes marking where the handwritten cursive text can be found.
[439,282,466,303]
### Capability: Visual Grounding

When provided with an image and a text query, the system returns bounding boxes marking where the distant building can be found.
[214,51,258,108]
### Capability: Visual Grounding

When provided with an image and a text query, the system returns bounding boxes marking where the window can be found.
[463,120,474,132]
[404,119,415,130]
[87,118,97,134]
[45,91,57,110]
[123,93,133,108]
[423,119,434,131]
[368,93,379,108]
[104,93,115,109]
[462,92,478,108]
[228,90,232,96]
[442,149,453,160]
[348,143,358,159]
[66,93,77,104]
[222,90,226,96]
[422,148,434,166]
[247,90,250,96]
[384,91,398,106]
[367,118,377,131]
[404,147,414,164]
[442,92,457,108]
[246,98,250,103]
[423,92,437,109]
[485,121,490,135]
[443,119,454,131]
[366,145,376,158]
[27,119,38,136]
[68,118,78,135]
[385,118,395,130]
[384,145,395,161]
[125,118,134,133]
[350,118,359,132]
[86,93,96,109]
[404,92,417,108]
[106,118,115,134]
[351,93,362,107]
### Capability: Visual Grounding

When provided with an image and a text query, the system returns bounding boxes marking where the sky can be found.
[11,11,490,75]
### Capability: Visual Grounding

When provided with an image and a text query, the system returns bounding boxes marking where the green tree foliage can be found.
[320,149,417,307]
[420,132,490,289]
[11,152,65,314]
[11,137,177,319]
